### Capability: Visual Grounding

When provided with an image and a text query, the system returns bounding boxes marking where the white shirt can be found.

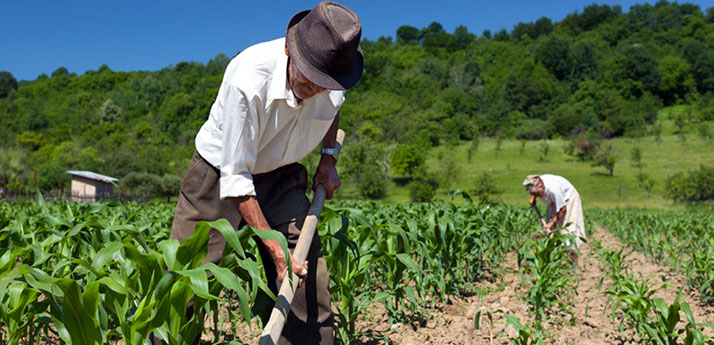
[539,174,575,212]
[195,38,345,199]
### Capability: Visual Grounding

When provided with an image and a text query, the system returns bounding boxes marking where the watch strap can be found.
[320,143,341,160]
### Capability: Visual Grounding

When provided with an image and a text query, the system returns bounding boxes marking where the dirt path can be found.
[354,224,714,345]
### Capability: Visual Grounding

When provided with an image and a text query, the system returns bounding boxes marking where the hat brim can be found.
[286,9,363,90]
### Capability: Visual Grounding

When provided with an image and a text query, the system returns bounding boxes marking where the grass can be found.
[333,118,714,210]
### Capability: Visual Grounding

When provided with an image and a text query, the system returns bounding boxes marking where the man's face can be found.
[529,181,545,197]
[533,181,545,197]
[288,58,325,101]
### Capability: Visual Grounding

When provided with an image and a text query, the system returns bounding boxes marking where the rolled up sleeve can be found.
[219,85,259,199]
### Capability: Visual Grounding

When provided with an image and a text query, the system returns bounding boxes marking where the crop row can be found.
[591,208,714,306]
[0,193,532,344]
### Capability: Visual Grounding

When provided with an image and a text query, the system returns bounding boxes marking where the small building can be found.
[66,170,119,202]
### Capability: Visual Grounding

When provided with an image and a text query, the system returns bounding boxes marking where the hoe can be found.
[259,129,345,345]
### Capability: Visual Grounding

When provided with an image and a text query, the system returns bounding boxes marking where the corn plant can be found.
[319,206,387,345]
[605,272,667,337]
[605,273,714,345]
[1,195,537,344]
[687,240,714,305]
[644,297,714,345]
[322,199,530,339]
[517,230,579,326]
[593,208,714,305]
[596,245,634,290]
[0,195,288,345]
[498,312,547,345]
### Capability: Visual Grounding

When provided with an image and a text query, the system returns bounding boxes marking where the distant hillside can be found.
[0,1,712,196]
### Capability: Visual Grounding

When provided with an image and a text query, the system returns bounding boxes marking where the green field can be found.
[335,117,713,210]
[3,194,714,344]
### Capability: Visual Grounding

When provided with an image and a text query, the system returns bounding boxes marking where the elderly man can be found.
[165,2,363,344]
[523,174,586,264]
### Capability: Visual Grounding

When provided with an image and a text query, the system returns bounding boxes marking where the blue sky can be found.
[2,0,712,81]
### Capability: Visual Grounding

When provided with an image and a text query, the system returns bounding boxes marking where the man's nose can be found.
[307,80,323,94]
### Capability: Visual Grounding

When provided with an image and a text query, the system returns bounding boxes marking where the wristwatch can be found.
[320,145,340,160]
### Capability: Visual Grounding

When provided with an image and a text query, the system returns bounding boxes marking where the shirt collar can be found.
[267,50,293,107]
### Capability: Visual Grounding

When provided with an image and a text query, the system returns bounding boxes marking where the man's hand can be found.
[544,220,555,231]
[267,244,308,282]
[529,195,537,206]
[231,196,309,282]
[313,154,340,199]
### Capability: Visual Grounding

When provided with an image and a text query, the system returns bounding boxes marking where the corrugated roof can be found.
[66,170,119,185]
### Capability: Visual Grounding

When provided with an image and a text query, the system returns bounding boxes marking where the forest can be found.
[0,1,713,199]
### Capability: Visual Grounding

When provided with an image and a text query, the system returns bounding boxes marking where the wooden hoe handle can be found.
[258,129,345,345]
[530,202,547,228]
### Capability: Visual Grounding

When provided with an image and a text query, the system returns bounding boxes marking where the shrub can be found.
[358,168,387,199]
[471,171,502,203]
[514,119,554,140]
[563,130,600,161]
[664,165,714,202]
[409,174,439,202]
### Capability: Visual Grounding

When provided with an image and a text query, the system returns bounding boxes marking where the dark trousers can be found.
[163,151,333,345]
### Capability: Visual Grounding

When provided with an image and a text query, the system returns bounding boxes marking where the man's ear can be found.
[285,44,289,56]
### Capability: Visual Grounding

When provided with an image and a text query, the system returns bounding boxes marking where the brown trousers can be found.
[168,151,333,345]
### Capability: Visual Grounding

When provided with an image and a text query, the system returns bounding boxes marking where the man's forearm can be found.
[229,196,282,253]
[322,112,340,150]
[554,206,567,222]
[229,195,307,280]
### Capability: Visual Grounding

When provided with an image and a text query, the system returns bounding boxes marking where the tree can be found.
[206,53,230,75]
[421,22,449,51]
[535,36,571,80]
[159,174,182,202]
[100,98,123,123]
[396,25,420,44]
[391,144,425,179]
[0,71,17,98]
[120,172,162,196]
[51,67,69,78]
[592,142,616,176]
[512,17,553,40]
[436,149,461,193]
[630,147,643,170]
[471,171,502,203]
[447,25,475,51]
[621,45,661,97]
[681,40,714,93]
[658,56,696,105]
[561,3,620,34]
[27,141,104,189]
[568,40,599,85]
[343,141,387,199]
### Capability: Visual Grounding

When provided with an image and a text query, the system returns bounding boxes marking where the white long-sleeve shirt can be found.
[195,38,345,199]
[539,174,575,212]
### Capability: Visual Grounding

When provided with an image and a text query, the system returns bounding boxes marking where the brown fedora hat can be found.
[286,1,363,90]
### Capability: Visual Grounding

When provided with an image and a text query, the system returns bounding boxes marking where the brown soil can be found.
[25,225,714,345]
[346,224,714,345]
